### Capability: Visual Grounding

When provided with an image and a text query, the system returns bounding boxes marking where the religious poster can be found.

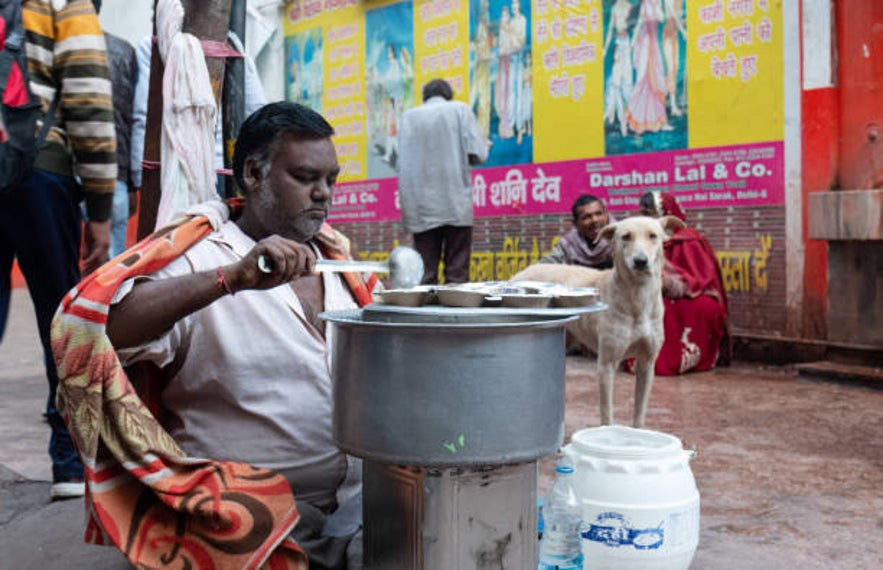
[285,26,324,112]
[282,0,784,223]
[365,2,415,178]
[468,0,533,167]
[603,0,689,155]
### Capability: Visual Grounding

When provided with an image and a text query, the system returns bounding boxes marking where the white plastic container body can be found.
[562,426,700,570]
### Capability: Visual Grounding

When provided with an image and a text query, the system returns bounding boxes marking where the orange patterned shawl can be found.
[50,201,377,569]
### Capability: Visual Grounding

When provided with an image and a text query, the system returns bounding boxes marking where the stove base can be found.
[363,460,539,570]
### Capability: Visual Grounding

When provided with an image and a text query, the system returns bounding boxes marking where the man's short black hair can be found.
[233,101,334,191]
[571,194,605,219]
[638,191,658,216]
[422,78,454,102]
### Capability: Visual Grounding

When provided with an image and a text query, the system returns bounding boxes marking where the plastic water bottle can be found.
[538,464,583,570]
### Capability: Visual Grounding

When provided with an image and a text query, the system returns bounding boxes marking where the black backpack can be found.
[0,0,59,192]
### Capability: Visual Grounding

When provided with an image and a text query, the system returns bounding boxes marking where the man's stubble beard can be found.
[254,177,325,243]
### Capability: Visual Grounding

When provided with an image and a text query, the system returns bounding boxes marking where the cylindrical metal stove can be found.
[322,304,594,569]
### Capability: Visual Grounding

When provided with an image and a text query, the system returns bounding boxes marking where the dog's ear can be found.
[659,215,686,238]
[595,222,617,244]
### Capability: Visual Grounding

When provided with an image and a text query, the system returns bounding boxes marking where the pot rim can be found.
[320,307,585,330]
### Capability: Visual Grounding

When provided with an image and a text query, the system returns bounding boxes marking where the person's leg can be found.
[109,179,129,258]
[412,227,444,285]
[290,500,359,570]
[11,169,84,491]
[345,528,363,570]
[442,225,473,284]
[0,211,15,342]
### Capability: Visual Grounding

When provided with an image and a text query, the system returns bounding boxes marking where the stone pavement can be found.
[0,288,129,569]
[1,287,882,569]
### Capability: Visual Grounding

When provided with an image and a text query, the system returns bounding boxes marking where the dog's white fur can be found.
[513,215,684,427]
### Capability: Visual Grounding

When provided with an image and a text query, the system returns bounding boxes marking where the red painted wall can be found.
[801,0,883,345]
[836,0,883,190]
[801,87,835,340]
[799,0,839,340]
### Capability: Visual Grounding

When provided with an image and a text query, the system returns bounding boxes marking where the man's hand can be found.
[82,220,111,275]
[225,235,317,292]
[662,273,688,299]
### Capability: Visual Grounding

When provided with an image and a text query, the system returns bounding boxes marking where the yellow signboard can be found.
[688,0,783,147]
[283,0,785,221]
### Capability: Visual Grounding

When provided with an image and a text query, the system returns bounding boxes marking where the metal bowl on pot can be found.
[435,286,491,308]
[499,292,552,309]
[551,287,600,308]
[377,286,435,307]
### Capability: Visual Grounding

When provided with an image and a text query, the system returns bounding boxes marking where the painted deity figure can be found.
[603,0,635,136]
[400,46,414,108]
[366,66,383,142]
[472,0,493,139]
[662,0,687,116]
[626,0,673,133]
[385,44,403,104]
[520,50,532,138]
[494,6,514,139]
[507,0,528,144]
[383,96,398,164]
[384,44,404,160]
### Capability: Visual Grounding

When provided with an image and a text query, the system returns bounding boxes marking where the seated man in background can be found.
[54,102,375,569]
[637,191,731,375]
[539,194,616,269]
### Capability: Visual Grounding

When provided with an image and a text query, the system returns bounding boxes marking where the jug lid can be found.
[569,425,684,460]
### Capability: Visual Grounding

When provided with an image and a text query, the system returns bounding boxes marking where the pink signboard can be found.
[328,140,784,224]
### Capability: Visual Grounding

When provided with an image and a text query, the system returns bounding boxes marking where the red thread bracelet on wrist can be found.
[217,266,235,296]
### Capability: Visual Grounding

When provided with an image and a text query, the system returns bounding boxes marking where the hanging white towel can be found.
[154,0,219,229]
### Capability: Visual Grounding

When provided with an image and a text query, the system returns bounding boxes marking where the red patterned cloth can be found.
[50,201,376,569]
[655,193,731,375]
[654,226,731,375]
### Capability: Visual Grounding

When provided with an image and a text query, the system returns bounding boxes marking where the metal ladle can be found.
[257,245,424,289]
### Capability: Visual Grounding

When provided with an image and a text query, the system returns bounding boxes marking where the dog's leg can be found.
[633,358,655,428]
[596,355,617,426]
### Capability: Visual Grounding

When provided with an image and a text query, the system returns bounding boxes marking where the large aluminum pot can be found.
[321,306,578,466]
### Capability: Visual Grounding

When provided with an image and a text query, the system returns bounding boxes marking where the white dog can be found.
[513,215,684,427]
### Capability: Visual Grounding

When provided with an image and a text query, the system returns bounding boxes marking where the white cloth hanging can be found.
[154,0,219,229]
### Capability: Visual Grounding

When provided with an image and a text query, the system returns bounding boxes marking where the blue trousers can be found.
[0,168,84,483]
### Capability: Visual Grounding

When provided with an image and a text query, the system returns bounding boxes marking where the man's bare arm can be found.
[107,235,317,348]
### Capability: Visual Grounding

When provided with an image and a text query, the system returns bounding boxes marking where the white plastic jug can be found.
[561,425,700,570]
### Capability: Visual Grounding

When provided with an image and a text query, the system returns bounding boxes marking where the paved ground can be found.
[1,287,881,569]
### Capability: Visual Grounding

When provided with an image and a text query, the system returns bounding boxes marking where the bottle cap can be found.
[555,464,575,474]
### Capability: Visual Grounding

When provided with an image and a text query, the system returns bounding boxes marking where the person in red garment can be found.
[638,191,732,375]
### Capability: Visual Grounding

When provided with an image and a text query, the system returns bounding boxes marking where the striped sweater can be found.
[23,0,116,222]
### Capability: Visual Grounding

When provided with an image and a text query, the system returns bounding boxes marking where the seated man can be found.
[539,194,615,269]
[637,191,731,374]
[54,102,375,569]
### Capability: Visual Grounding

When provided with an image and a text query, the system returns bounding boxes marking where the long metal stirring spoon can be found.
[257,245,424,289]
